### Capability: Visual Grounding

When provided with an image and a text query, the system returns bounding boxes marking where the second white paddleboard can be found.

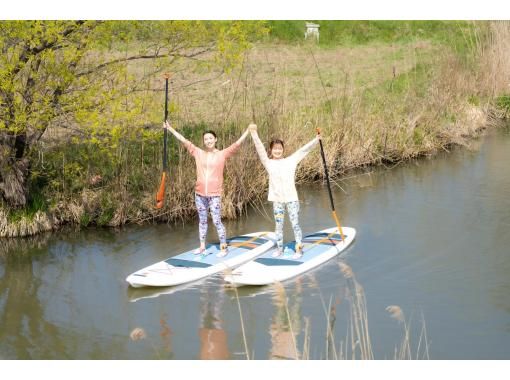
[224,227,355,286]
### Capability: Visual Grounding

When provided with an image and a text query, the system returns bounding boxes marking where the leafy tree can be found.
[0,20,267,209]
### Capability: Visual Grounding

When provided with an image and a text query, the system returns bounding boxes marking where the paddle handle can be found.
[156,73,170,209]
[316,128,335,211]
[163,73,170,171]
[316,128,345,241]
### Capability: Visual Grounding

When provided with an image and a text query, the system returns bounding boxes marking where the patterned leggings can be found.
[195,193,227,245]
[273,201,302,250]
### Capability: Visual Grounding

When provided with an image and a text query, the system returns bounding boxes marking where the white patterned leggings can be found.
[272,201,302,250]
[195,193,227,245]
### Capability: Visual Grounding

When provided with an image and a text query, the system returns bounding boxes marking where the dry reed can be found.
[230,260,430,360]
[4,22,510,237]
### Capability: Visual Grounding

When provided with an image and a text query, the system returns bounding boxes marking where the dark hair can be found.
[202,130,217,139]
[268,139,285,158]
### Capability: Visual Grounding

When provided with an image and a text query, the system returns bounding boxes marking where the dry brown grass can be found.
[0,209,53,238]
[140,41,437,126]
[5,22,510,236]
[477,22,510,99]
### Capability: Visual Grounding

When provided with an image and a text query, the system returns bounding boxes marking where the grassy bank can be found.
[1,21,509,237]
[267,20,479,50]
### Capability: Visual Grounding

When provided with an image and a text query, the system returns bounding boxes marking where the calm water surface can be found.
[1,129,509,359]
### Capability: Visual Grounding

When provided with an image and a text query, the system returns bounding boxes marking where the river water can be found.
[1,129,509,359]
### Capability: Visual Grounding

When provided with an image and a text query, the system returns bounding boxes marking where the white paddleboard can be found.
[126,231,275,288]
[224,227,355,286]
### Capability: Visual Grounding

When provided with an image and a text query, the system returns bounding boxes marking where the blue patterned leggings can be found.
[195,193,227,245]
[273,201,302,250]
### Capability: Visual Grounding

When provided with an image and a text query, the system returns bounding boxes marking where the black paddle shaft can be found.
[163,76,169,171]
[318,138,336,212]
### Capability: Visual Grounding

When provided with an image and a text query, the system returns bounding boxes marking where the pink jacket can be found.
[184,140,241,197]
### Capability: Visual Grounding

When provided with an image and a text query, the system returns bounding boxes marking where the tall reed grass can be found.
[3,21,510,237]
[229,261,430,360]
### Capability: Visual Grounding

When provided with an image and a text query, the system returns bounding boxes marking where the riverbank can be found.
[2,21,510,238]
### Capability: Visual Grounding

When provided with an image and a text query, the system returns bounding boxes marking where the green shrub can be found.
[496,95,510,115]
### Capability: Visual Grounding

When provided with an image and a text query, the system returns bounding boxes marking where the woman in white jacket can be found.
[249,124,320,259]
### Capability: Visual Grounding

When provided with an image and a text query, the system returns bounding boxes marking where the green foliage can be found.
[267,20,478,50]
[80,212,91,227]
[6,190,47,223]
[265,21,306,42]
[1,20,500,231]
[0,21,100,135]
[355,62,432,115]
[412,128,425,145]
[0,20,267,212]
[496,95,510,115]
[468,95,481,106]
[97,194,115,226]
[387,63,430,95]
[442,111,457,123]
[0,19,267,140]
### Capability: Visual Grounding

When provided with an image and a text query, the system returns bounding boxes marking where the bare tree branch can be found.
[76,44,215,77]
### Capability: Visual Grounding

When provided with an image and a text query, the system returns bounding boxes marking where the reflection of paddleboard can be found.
[224,227,356,286]
[126,232,276,288]
[127,280,204,302]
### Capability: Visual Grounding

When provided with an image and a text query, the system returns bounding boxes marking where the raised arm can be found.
[236,128,250,145]
[163,121,187,143]
[222,128,250,158]
[290,134,320,163]
[163,120,198,156]
[249,124,270,169]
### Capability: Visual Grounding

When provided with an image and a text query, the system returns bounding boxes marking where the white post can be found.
[305,22,320,43]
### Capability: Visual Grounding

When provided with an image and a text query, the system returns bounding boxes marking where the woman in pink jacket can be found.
[163,121,249,257]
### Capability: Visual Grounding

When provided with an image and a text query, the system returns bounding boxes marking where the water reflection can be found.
[0,231,53,257]
[158,314,173,358]
[0,242,64,359]
[269,280,303,360]
[126,281,204,303]
[198,286,229,359]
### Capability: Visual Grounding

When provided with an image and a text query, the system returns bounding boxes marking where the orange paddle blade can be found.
[155,172,166,209]
[331,210,345,242]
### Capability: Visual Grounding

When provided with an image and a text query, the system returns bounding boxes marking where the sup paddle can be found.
[316,128,346,241]
[156,73,170,209]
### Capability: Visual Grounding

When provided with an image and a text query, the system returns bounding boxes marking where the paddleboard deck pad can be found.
[224,227,355,286]
[126,232,276,288]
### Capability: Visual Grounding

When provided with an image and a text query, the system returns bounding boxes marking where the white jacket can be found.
[252,132,319,203]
